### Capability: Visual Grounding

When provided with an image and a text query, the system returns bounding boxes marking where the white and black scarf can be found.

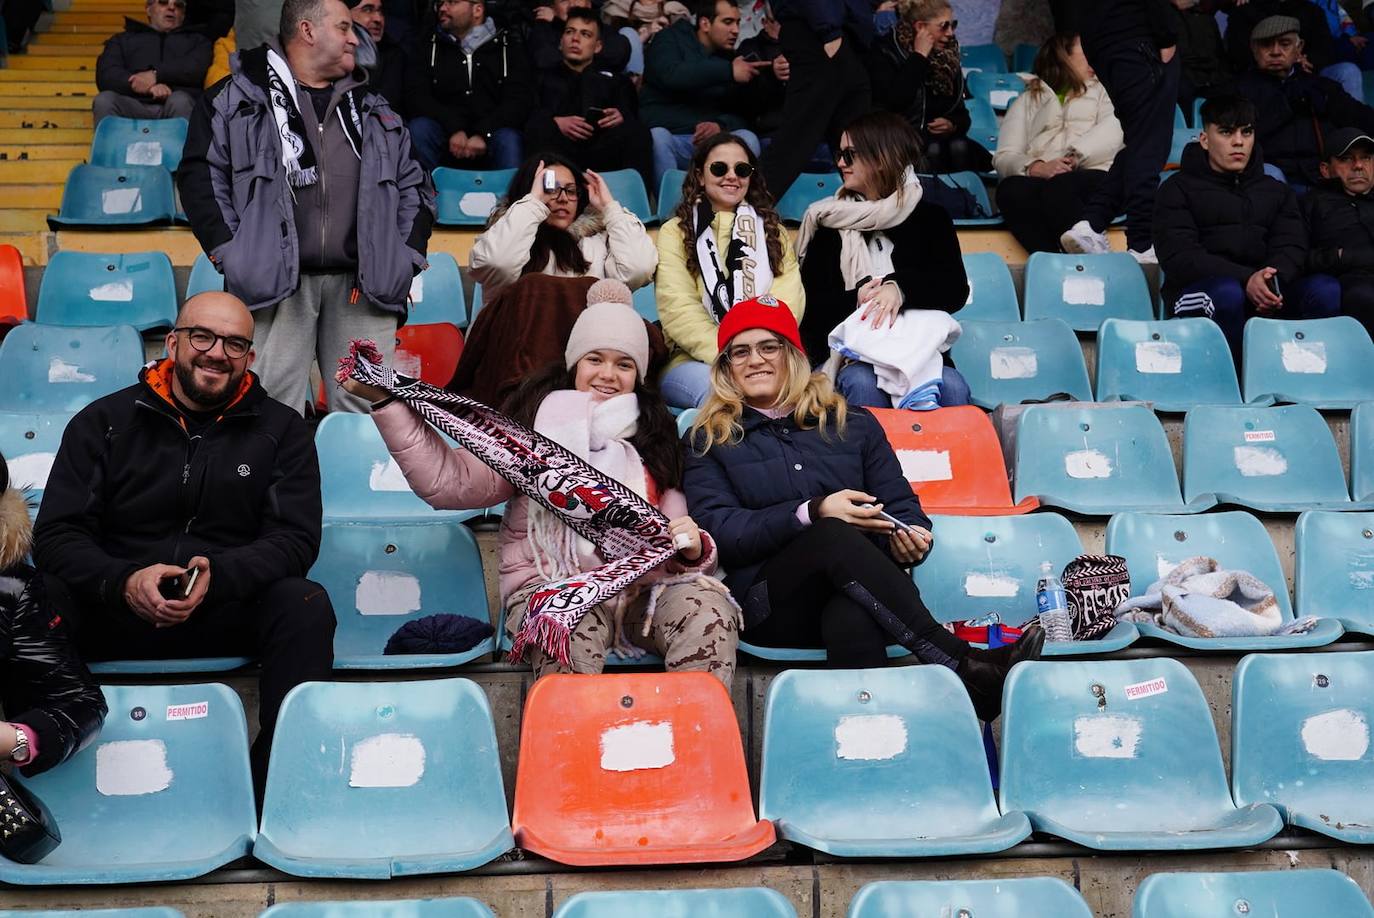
[266,48,364,189]
[694,199,774,323]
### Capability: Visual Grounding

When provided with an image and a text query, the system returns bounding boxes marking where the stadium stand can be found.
[967,71,1025,112]
[0,243,27,326]
[408,253,469,328]
[1022,252,1155,331]
[261,901,495,918]
[0,322,145,412]
[184,252,224,298]
[432,168,517,227]
[0,410,72,509]
[35,250,175,330]
[1133,869,1374,917]
[47,164,176,228]
[88,117,187,171]
[951,317,1093,407]
[655,169,687,224]
[776,172,843,223]
[958,251,1021,322]
[1355,402,1374,502]
[959,44,1008,74]
[1242,316,1374,409]
[1295,510,1374,636]
[850,878,1093,917]
[552,889,797,918]
[394,322,464,385]
[1095,317,1242,409]
[598,169,654,224]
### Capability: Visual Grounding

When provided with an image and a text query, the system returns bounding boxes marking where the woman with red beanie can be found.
[682,297,1042,719]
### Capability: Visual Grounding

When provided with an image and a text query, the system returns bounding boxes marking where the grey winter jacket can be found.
[178,44,435,313]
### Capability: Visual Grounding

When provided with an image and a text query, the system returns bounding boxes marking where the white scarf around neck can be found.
[795,166,923,290]
[694,200,774,324]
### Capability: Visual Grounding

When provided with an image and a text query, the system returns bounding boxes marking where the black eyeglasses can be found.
[836,147,859,167]
[707,161,754,179]
[175,326,252,359]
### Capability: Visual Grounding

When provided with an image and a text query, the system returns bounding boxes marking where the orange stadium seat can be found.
[395,322,464,386]
[512,672,775,866]
[869,406,1038,515]
[0,244,26,327]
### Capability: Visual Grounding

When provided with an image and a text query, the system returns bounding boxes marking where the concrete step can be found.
[0,93,97,108]
[13,41,108,53]
[0,67,98,80]
[0,160,80,182]
[0,127,92,144]
[27,32,106,47]
[0,81,97,95]
[3,54,99,69]
[0,143,88,159]
[4,184,66,208]
[38,21,128,33]
[0,210,54,233]
[0,109,93,127]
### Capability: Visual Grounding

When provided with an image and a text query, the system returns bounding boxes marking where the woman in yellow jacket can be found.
[655,133,805,408]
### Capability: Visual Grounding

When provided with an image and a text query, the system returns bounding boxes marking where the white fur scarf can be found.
[795,167,923,290]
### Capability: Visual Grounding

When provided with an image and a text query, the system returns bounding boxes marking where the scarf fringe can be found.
[509,612,574,668]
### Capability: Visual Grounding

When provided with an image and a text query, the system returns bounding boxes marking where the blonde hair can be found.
[690,341,848,450]
[898,0,950,22]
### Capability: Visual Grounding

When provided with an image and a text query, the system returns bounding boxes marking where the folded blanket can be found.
[824,309,961,409]
[1114,555,1318,638]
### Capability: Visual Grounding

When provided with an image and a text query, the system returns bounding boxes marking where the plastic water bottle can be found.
[1035,561,1073,643]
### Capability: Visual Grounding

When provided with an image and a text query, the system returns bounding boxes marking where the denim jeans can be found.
[836,361,972,409]
[408,119,523,173]
[650,127,761,190]
[660,359,714,409]
[1173,274,1342,363]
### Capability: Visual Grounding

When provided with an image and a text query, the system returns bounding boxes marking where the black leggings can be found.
[743,517,968,669]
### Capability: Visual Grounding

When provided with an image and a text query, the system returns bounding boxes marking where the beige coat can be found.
[993,78,1123,178]
[469,194,658,300]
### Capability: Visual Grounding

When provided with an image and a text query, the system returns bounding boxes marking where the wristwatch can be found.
[7,727,28,764]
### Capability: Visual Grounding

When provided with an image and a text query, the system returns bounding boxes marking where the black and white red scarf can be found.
[337,340,677,667]
[266,48,363,189]
[695,199,773,323]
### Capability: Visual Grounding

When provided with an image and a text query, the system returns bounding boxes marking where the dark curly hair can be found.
[672,132,786,279]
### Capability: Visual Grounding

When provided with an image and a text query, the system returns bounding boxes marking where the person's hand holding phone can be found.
[554,115,595,140]
[890,525,933,564]
[597,107,625,129]
[1246,266,1283,312]
[124,563,191,625]
[817,489,892,530]
[159,557,212,625]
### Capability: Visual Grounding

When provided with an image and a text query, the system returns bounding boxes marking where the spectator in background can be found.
[1224,0,1360,101]
[405,0,534,171]
[994,33,1123,253]
[33,293,334,800]
[528,0,633,72]
[1301,128,1374,336]
[1236,15,1374,188]
[1169,0,1233,112]
[1311,0,1374,71]
[796,112,971,409]
[348,0,406,110]
[186,0,235,38]
[0,452,107,781]
[736,3,790,139]
[869,0,992,173]
[1059,0,1178,264]
[641,0,772,189]
[94,0,212,124]
[525,10,656,188]
[1154,95,1336,362]
[756,0,873,196]
[656,133,805,408]
[180,0,434,414]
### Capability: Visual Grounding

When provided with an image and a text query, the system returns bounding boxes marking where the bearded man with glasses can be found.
[34,292,335,803]
[93,0,212,124]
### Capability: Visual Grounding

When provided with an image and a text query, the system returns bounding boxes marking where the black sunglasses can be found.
[836,147,859,167]
[707,161,754,178]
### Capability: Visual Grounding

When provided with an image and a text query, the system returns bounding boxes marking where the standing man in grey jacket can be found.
[179,0,435,414]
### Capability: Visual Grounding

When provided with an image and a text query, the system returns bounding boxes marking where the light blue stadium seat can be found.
[675,407,699,436]
[185,252,224,298]
[1233,652,1374,844]
[599,168,654,223]
[89,116,188,171]
[759,667,1030,856]
[960,43,1007,73]
[777,172,842,222]
[656,168,687,223]
[849,878,1093,918]
[1168,128,1196,164]
[1182,405,1361,511]
[0,410,73,510]
[1354,402,1374,501]
[315,412,480,523]
[1095,317,1241,410]
[1107,510,1342,649]
[0,910,186,918]
[968,70,1024,111]
[88,656,254,675]
[469,282,485,323]
[0,684,255,885]
[1296,510,1374,635]
[256,678,513,878]
[49,164,176,228]
[1173,105,1188,130]
[951,318,1092,408]
[923,170,1000,225]
[553,888,797,918]
[261,899,495,918]
[959,252,1020,321]
[1242,316,1374,408]
[407,252,467,328]
[37,250,176,330]
[632,282,658,322]
[0,323,145,413]
[1013,404,1207,514]
[1133,869,1374,918]
[966,97,1000,152]
[919,513,1139,655]
[309,520,494,669]
[432,167,515,226]
[1023,252,1153,332]
[1012,42,1038,72]
[999,658,1283,850]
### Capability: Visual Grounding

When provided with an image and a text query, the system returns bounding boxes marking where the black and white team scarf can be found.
[694,199,774,323]
[338,340,677,668]
[266,48,364,189]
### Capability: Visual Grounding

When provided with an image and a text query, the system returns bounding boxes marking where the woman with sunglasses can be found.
[655,133,804,408]
[869,0,992,173]
[796,111,972,409]
[682,298,1042,715]
[470,151,657,302]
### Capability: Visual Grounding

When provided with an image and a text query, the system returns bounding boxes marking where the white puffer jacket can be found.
[993,78,1124,178]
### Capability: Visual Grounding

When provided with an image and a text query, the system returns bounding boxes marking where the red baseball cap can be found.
[716,295,804,355]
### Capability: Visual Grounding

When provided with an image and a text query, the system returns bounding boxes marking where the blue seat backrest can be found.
[1133,869,1374,918]
[0,410,75,508]
[52,164,175,226]
[851,878,1093,918]
[1095,317,1241,410]
[951,318,1092,408]
[656,169,687,224]
[185,252,226,298]
[432,168,516,226]
[407,252,467,328]
[1295,510,1374,632]
[89,116,189,171]
[553,888,797,918]
[599,169,654,223]
[315,412,471,521]
[37,250,177,330]
[959,252,1020,322]
[776,172,842,222]
[1242,316,1374,409]
[0,323,146,413]
[1023,252,1153,331]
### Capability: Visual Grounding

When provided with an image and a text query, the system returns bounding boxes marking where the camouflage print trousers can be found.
[505,577,741,688]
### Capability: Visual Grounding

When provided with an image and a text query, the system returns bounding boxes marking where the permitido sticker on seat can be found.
[355,571,421,615]
[95,739,173,796]
[599,721,674,772]
[1301,709,1369,761]
[349,733,426,787]
[1073,715,1142,759]
[834,714,908,761]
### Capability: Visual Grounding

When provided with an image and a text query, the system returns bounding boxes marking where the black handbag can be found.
[0,769,61,864]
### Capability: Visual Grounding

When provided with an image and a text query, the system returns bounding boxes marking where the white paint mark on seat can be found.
[1073,715,1142,758]
[897,449,953,482]
[409,274,425,303]
[600,721,674,772]
[965,281,975,306]
[48,357,96,383]
[394,349,423,379]
[349,733,426,787]
[369,458,410,491]
[101,187,143,215]
[458,191,499,218]
[964,572,1020,597]
[1234,445,1287,478]
[990,89,1018,107]
[90,280,134,302]
[990,346,1037,379]
[1282,341,1327,374]
[125,141,163,166]
[8,452,54,491]
[1065,448,1112,479]
[1062,276,1106,306]
[835,714,908,761]
[1302,709,1369,761]
[1135,341,1183,374]
[96,739,173,796]
[355,571,421,616]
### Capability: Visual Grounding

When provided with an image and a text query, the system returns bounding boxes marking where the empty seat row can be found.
[15,654,1374,886]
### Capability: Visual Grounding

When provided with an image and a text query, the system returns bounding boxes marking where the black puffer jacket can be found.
[95,18,212,97]
[404,26,536,138]
[0,486,106,777]
[1302,181,1374,277]
[33,361,322,616]
[1236,67,1374,186]
[868,33,971,141]
[1154,141,1307,306]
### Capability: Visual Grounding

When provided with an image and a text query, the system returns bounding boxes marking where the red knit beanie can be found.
[716,295,804,354]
